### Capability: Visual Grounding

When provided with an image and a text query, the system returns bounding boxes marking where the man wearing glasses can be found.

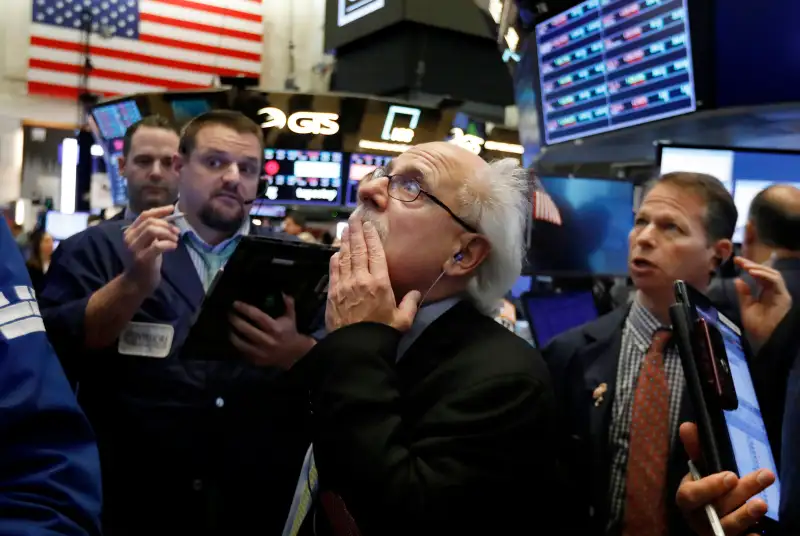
[263,142,563,536]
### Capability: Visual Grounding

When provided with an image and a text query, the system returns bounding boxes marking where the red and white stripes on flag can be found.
[532,185,562,226]
[28,0,263,100]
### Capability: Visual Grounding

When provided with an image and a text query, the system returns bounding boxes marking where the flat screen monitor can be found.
[535,0,697,145]
[528,177,635,276]
[261,149,344,206]
[345,153,393,206]
[45,211,89,241]
[510,276,532,299]
[249,203,287,218]
[658,145,800,242]
[92,100,143,140]
[522,290,599,347]
[104,138,128,206]
[170,98,212,125]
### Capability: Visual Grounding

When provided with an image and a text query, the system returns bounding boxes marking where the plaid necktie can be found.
[623,329,672,536]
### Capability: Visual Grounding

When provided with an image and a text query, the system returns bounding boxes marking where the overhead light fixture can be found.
[14,200,25,226]
[484,141,524,154]
[358,140,411,153]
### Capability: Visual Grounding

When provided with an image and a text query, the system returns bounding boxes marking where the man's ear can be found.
[172,152,185,175]
[446,235,491,277]
[743,220,756,247]
[711,238,734,269]
[117,155,127,177]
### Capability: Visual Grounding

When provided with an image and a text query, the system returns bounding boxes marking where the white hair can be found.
[457,158,530,315]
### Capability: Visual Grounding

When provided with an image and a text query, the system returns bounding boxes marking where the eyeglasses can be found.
[385,174,478,233]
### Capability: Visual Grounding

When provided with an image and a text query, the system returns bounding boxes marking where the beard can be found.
[199,194,245,233]
[355,206,389,242]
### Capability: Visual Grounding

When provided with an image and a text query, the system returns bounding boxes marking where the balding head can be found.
[353,141,530,314]
[746,184,800,255]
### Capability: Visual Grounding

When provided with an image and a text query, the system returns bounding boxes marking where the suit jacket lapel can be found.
[576,307,628,522]
[160,242,205,311]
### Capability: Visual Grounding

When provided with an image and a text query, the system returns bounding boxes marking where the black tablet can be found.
[182,235,336,361]
[670,281,781,533]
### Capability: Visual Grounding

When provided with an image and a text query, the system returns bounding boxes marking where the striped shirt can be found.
[173,208,250,290]
[606,298,685,533]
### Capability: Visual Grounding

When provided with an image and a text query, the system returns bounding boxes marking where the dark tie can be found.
[623,329,672,536]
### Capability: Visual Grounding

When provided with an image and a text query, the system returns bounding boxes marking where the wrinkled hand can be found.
[676,423,775,536]
[325,217,421,333]
[734,257,792,344]
[229,294,315,369]
[123,205,179,293]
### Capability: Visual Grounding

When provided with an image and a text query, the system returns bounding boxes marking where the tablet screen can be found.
[696,306,781,521]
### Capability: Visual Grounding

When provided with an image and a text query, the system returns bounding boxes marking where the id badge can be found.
[118,322,175,358]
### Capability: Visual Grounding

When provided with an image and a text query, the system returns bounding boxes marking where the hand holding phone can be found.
[733,257,792,345]
[670,281,781,534]
[676,422,776,536]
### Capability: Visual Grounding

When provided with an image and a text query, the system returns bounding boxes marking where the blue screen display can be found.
[694,304,780,521]
[522,290,598,347]
[529,177,634,276]
[659,146,800,242]
[535,0,697,145]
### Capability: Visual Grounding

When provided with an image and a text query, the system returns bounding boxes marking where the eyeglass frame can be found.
[368,173,478,234]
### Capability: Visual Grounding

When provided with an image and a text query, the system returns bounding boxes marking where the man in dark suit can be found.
[543,172,791,536]
[106,115,180,223]
[708,184,800,323]
[257,143,561,535]
[707,184,800,529]
[39,111,313,536]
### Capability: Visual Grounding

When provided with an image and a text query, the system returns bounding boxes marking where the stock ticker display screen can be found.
[92,100,143,140]
[536,0,697,145]
[345,153,392,207]
[261,149,344,206]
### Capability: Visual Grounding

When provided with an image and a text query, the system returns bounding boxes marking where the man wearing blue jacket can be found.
[0,217,102,535]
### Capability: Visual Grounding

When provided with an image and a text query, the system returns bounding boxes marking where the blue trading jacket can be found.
[0,219,102,536]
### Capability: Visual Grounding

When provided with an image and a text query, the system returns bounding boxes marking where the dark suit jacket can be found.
[542,307,693,536]
[295,301,564,536]
[544,303,800,536]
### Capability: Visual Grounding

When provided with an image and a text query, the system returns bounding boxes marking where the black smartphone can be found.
[670,280,781,533]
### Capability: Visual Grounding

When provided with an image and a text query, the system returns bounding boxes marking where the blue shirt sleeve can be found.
[0,219,102,536]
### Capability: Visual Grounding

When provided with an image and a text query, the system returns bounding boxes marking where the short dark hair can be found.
[123,115,178,157]
[644,172,738,242]
[286,212,307,227]
[179,110,264,159]
[749,187,800,250]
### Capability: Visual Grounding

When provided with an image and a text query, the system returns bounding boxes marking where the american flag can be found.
[28,0,263,100]
[531,175,562,226]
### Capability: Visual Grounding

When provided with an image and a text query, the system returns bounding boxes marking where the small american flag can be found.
[531,175,562,226]
[28,0,263,99]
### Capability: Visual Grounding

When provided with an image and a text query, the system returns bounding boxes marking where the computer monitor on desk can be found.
[521,290,599,348]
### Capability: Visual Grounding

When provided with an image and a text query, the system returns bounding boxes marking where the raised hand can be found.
[122,205,179,294]
[325,217,421,333]
[734,256,792,344]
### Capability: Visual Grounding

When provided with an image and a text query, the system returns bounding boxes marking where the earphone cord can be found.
[420,269,447,305]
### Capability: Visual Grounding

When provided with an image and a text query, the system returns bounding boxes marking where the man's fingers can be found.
[128,222,179,253]
[363,222,389,279]
[676,471,738,512]
[395,290,422,331]
[329,253,340,295]
[719,500,768,536]
[137,240,178,264]
[734,279,754,307]
[338,227,351,279]
[679,422,702,462]
[282,293,296,322]
[128,205,176,232]
[716,469,775,516]
[232,301,280,333]
[347,216,369,275]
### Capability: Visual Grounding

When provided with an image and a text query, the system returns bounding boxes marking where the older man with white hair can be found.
[259,142,562,536]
